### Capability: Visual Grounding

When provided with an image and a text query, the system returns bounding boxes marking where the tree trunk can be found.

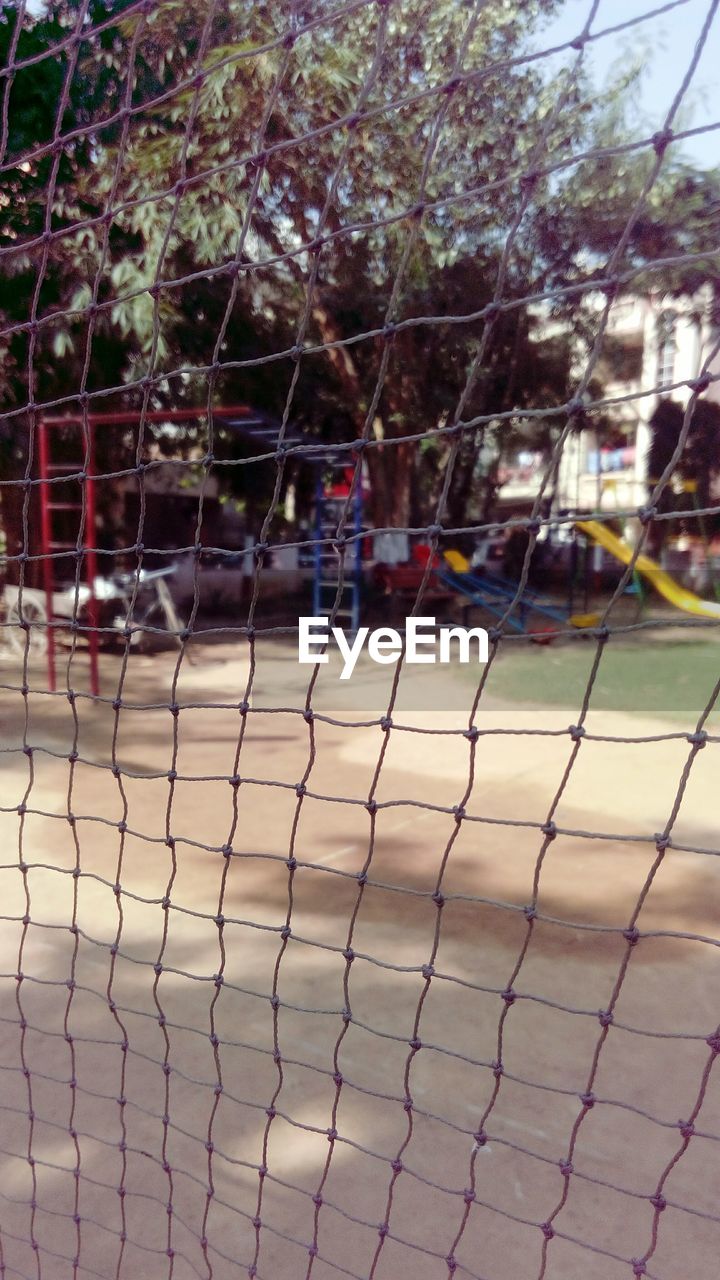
[311,303,408,528]
[389,438,413,528]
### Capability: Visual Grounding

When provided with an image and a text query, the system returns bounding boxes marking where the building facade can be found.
[555,285,719,515]
[496,288,719,515]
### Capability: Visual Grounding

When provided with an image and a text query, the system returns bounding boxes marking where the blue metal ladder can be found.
[312,467,363,634]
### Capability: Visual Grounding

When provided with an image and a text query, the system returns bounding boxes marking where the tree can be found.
[2,0,720,544]
[0,0,145,406]
[647,397,720,553]
[54,0,582,528]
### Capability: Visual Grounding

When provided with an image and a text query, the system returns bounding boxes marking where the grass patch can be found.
[481,636,720,720]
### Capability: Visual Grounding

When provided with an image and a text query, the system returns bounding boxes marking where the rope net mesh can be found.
[1,1,720,1278]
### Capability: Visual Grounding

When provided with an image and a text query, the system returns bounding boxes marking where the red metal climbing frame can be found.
[37,406,259,697]
[38,414,100,696]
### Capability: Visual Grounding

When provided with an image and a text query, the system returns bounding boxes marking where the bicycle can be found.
[2,563,186,657]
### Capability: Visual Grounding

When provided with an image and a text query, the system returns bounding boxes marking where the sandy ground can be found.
[0,639,719,1280]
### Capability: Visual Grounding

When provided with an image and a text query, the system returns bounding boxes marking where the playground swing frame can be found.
[35,405,262,696]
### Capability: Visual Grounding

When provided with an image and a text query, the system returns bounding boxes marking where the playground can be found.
[3,1,720,1277]
[8,412,720,693]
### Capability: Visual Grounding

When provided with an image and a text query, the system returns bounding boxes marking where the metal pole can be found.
[37,417,56,692]
[85,421,100,696]
[312,468,322,619]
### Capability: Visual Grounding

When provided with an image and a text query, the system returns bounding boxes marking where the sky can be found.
[538,0,720,167]
[21,0,720,168]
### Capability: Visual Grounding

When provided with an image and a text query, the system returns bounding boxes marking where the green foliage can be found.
[648,397,720,514]
[0,0,138,409]
[533,55,720,297]
[1,0,718,529]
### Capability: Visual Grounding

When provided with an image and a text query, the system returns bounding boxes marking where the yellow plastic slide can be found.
[576,520,720,619]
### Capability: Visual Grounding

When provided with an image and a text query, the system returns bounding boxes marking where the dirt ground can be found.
[0,637,719,1280]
